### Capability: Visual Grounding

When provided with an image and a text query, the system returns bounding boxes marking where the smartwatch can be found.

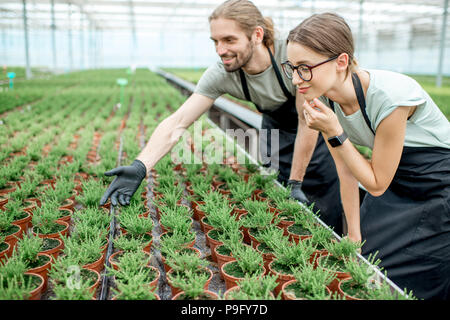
[327,131,348,148]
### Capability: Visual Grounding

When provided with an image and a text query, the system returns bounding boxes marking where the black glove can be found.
[99,159,147,207]
[287,180,309,204]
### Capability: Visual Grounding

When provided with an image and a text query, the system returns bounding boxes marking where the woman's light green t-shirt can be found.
[319,69,450,149]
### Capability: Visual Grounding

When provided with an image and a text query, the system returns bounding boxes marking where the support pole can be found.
[22,0,32,79]
[50,0,57,72]
[358,0,364,62]
[68,3,73,72]
[80,12,84,70]
[129,0,137,66]
[437,0,449,87]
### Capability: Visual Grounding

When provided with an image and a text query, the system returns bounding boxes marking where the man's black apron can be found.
[330,73,450,300]
[239,47,343,236]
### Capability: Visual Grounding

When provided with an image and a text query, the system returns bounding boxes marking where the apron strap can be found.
[238,68,264,113]
[238,46,293,113]
[267,47,292,100]
[352,73,375,135]
[327,73,375,135]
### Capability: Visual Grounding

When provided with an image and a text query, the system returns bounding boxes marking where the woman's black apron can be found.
[238,47,343,236]
[330,73,450,300]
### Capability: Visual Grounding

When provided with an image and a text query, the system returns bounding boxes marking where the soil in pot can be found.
[338,278,379,300]
[200,216,214,237]
[221,260,265,290]
[12,210,32,233]
[281,279,332,300]
[205,229,224,263]
[161,247,201,273]
[109,250,151,271]
[26,253,52,291]
[32,220,69,239]
[191,200,205,221]
[167,267,213,297]
[2,224,22,248]
[24,272,45,300]
[121,231,153,253]
[215,244,236,280]
[39,237,64,260]
[171,290,218,300]
[160,231,196,249]
[316,254,351,293]
[224,285,276,300]
[114,265,160,293]
[277,213,295,234]
[256,242,275,275]
[0,241,11,263]
[83,251,106,274]
[268,260,297,296]
[287,223,312,244]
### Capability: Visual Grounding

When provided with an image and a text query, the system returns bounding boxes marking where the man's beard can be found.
[222,41,254,73]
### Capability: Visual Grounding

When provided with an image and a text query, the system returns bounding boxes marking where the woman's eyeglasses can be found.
[281,56,339,81]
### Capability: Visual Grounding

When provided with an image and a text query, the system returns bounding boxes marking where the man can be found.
[99,0,344,235]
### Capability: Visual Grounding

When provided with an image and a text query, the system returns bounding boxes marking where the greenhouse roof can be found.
[0,0,447,34]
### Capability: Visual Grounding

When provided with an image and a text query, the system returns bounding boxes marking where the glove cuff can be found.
[132,159,147,179]
[287,179,302,187]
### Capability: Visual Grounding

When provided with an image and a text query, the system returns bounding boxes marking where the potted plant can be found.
[281,262,335,300]
[108,250,158,292]
[159,232,201,273]
[51,278,95,300]
[0,207,22,248]
[286,205,317,244]
[158,204,192,234]
[221,243,265,290]
[120,198,150,218]
[31,202,69,239]
[170,270,218,300]
[308,224,336,266]
[48,255,101,298]
[61,234,106,273]
[266,235,317,296]
[6,174,40,213]
[0,255,44,300]
[118,210,153,253]
[112,276,160,300]
[186,178,212,221]
[15,233,53,291]
[316,237,363,293]
[242,199,281,247]
[224,273,280,300]
[43,177,77,210]
[166,250,212,296]
[205,208,242,262]
[253,225,285,274]
[152,185,184,217]
[160,228,196,250]
[228,178,256,217]
[337,253,383,300]
[214,229,243,279]
[75,179,107,208]
[72,207,110,234]
[0,235,11,263]
[197,191,228,231]
[274,199,303,234]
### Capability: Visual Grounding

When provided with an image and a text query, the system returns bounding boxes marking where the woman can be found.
[283,12,450,300]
